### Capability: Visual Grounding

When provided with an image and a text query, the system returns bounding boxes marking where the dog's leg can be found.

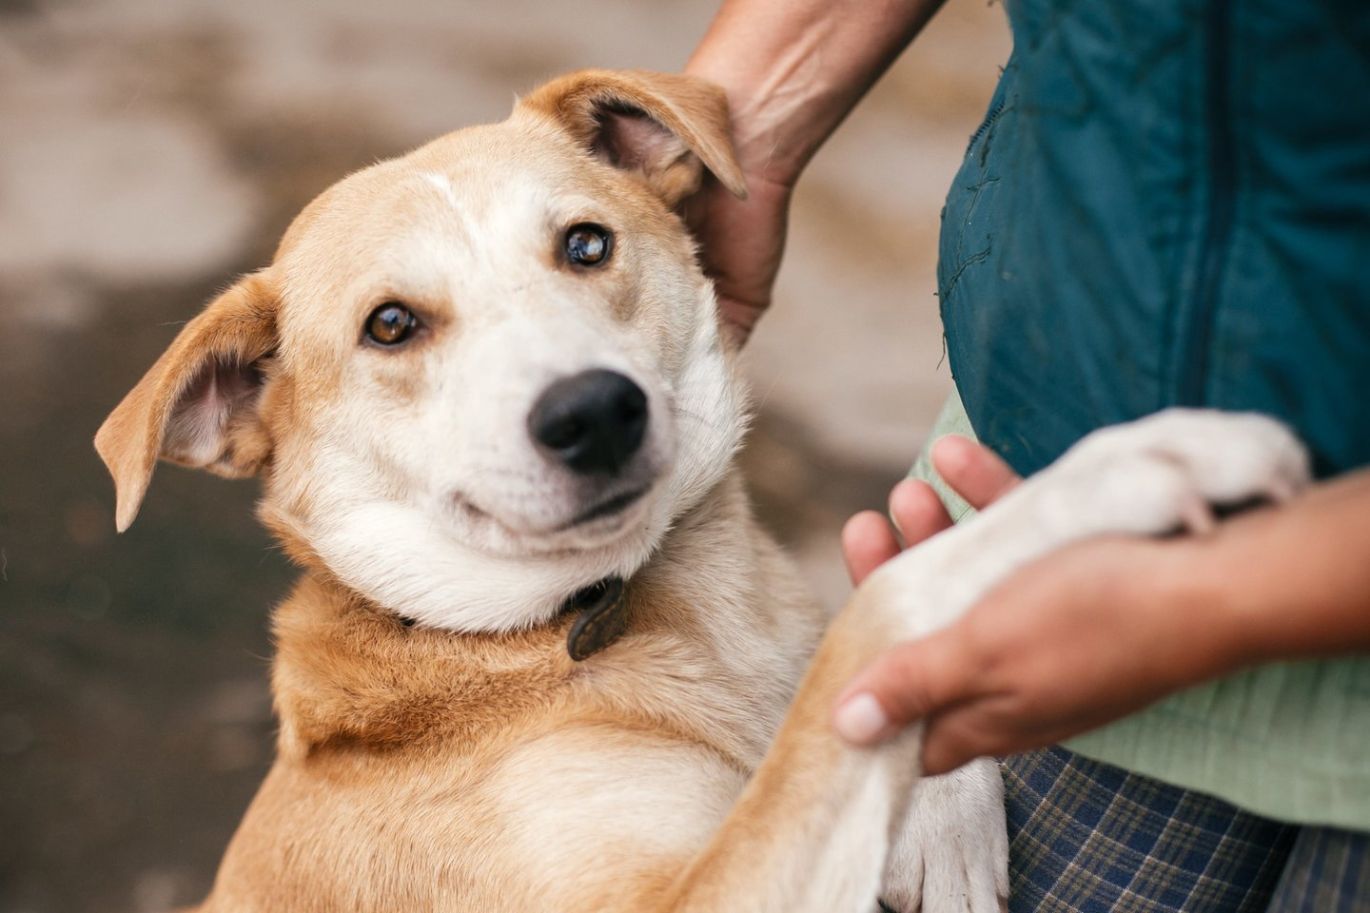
[880,759,1008,913]
[646,409,1308,913]
[874,409,1310,911]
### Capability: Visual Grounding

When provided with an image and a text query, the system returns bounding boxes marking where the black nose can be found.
[527,369,648,475]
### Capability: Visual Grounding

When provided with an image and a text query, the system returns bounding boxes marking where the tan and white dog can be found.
[95,70,1310,913]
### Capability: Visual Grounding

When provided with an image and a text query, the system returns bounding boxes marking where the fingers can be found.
[841,511,901,586]
[833,442,1018,747]
[889,478,954,546]
[920,711,999,776]
[842,480,954,586]
[836,648,1009,774]
[832,631,972,746]
[931,435,1021,510]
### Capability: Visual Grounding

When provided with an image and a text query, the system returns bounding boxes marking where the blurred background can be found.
[0,1,1009,909]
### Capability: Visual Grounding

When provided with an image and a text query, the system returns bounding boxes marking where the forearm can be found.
[1179,468,1370,672]
[686,0,946,185]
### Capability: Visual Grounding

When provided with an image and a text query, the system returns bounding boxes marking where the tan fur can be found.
[521,69,748,205]
[96,70,1017,913]
[95,273,279,531]
[203,474,829,912]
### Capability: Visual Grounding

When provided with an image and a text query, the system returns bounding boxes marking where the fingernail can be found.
[834,692,889,744]
[931,434,965,468]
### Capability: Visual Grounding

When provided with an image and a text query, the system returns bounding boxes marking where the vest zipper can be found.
[1176,0,1236,406]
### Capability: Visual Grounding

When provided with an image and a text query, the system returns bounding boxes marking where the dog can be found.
[95,69,1310,912]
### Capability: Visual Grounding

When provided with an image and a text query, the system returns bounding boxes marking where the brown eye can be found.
[364,302,417,347]
[564,223,612,267]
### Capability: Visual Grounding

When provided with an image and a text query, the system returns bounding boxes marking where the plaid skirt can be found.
[1004,747,1369,912]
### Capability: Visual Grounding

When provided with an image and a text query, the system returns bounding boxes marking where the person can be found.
[683,1,1370,910]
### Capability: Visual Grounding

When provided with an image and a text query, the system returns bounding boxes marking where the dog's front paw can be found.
[1037,408,1310,540]
[879,758,1007,913]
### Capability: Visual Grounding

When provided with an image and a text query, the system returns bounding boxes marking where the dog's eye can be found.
[564,223,612,267]
[364,302,418,347]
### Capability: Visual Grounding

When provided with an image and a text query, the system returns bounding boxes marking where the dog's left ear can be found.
[520,69,748,207]
[95,272,280,532]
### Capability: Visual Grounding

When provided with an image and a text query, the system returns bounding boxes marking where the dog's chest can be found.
[579,589,824,769]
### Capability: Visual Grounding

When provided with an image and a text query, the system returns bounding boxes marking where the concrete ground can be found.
[0,2,1010,910]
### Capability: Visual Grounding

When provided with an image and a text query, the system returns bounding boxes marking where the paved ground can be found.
[0,2,1010,909]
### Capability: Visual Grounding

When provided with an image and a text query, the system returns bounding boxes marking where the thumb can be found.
[832,629,972,746]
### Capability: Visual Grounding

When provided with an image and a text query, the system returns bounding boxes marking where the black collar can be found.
[395,576,629,660]
[562,576,628,661]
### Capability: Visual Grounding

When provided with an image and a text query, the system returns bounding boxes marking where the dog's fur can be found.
[96,69,1310,913]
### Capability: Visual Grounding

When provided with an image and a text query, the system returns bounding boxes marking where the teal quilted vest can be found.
[930,0,1370,828]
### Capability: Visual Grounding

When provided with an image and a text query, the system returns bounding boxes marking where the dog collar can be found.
[562,576,628,661]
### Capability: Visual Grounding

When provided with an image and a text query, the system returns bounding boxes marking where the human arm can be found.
[683,0,948,342]
[835,435,1370,774]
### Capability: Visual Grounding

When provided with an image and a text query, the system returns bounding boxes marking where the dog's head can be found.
[95,70,749,632]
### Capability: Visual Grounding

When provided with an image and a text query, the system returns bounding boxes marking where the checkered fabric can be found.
[1003,746,1298,912]
[1267,826,1370,913]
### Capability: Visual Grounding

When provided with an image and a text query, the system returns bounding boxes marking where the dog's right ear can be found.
[95,273,279,532]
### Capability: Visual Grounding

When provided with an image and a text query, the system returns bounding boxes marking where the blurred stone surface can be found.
[0,1,1009,909]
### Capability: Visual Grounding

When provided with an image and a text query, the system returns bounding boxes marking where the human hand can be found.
[834,436,1241,774]
[680,0,950,344]
[680,166,792,346]
[840,435,1021,585]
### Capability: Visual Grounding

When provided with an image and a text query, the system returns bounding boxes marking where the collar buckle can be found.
[564,576,628,661]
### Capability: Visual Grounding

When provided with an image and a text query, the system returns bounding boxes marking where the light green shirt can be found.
[912,392,1370,830]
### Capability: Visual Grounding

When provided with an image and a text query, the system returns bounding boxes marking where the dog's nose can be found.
[527,369,648,474]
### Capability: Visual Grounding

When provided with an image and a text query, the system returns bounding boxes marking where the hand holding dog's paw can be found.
[879,758,1008,913]
[836,410,1317,770]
